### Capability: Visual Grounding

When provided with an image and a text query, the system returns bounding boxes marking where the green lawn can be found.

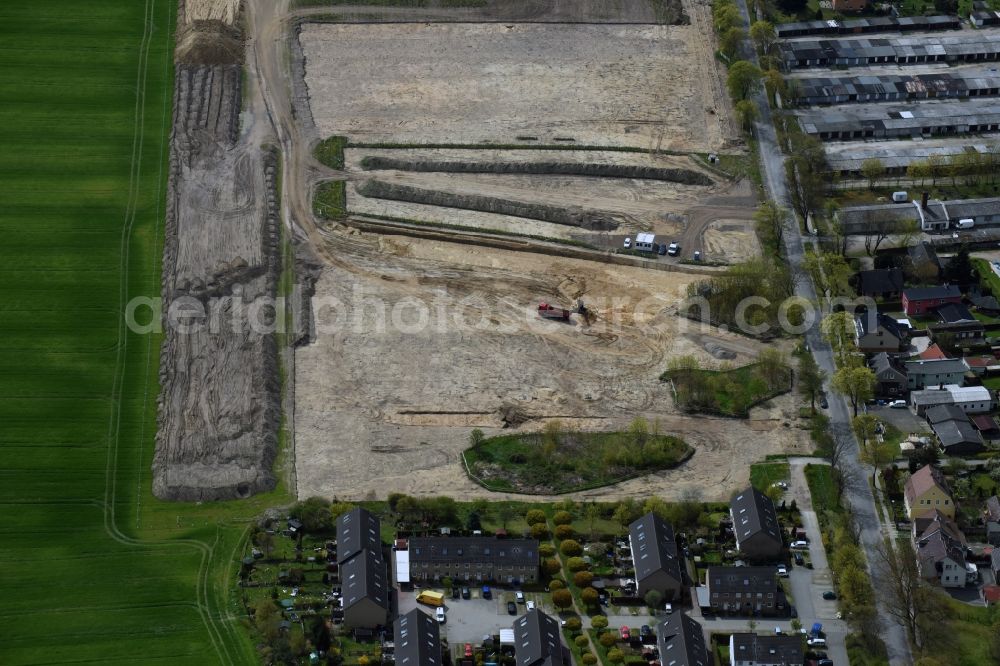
[973,257,1000,300]
[805,464,841,517]
[313,180,347,219]
[464,429,691,494]
[0,3,289,664]
[750,462,790,492]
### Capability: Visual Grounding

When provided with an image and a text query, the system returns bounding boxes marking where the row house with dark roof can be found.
[705,566,786,617]
[729,633,804,666]
[394,609,442,666]
[514,609,566,666]
[657,613,709,666]
[730,488,783,562]
[408,536,539,584]
[629,513,684,601]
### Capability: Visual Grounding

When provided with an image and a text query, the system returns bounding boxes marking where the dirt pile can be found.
[359,157,715,186]
[357,180,621,231]
[154,3,281,501]
[176,0,243,65]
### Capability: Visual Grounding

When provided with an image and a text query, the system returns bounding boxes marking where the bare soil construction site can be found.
[154,0,788,504]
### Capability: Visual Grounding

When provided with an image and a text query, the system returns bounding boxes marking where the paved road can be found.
[730,1,914,662]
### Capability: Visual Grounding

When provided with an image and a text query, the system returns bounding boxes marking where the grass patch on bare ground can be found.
[314,180,347,219]
[804,464,840,519]
[313,134,347,169]
[750,462,790,492]
[662,362,793,417]
[463,426,691,494]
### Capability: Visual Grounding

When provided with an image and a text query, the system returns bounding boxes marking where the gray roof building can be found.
[856,268,905,297]
[729,633,804,666]
[337,507,382,565]
[394,609,441,666]
[776,14,959,38]
[513,609,565,666]
[824,140,998,177]
[779,29,1000,69]
[783,68,1000,107]
[628,513,684,600]
[341,548,389,629]
[930,415,985,455]
[796,98,1000,142]
[656,613,710,666]
[730,488,783,561]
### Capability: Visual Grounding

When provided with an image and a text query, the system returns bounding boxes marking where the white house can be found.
[634,232,656,252]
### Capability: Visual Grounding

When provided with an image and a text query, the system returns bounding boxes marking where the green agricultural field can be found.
[0,3,288,664]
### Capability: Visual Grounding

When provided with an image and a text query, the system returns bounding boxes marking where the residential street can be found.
[731,1,914,662]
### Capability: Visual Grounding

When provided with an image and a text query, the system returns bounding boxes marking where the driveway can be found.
[865,403,929,436]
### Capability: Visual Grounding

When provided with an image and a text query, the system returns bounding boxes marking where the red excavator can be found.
[537,302,570,321]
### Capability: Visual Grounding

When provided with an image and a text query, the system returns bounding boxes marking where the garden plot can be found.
[300,22,732,151]
[293,233,812,502]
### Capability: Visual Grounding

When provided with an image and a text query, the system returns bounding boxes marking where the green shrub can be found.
[553,510,574,525]
[560,539,583,556]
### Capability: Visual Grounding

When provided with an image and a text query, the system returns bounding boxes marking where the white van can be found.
[891,191,908,203]
[957,218,975,229]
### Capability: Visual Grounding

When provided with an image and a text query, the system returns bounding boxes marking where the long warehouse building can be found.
[777,15,960,39]
[780,30,1000,69]
[824,141,1000,178]
[796,98,1000,141]
[781,68,1000,107]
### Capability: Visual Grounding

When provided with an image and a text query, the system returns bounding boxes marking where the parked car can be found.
[620,626,631,641]
[822,591,837,600]
[777,564,788,577]
[507,601,517,615]
[658,243,668,256]
[623,237,632,249]
[461,586,471,599]
[890,399,907,409]
[794,552,804,566]
[526,600,535,611]
[482,585,492,599]
[693,250,701,261]
[807,637,828,647]
[791,540,809,549]
[436,607,446,624]
[819,394,829,409]
[667,242,679,256]
[663,603,673,614]
[774,626,782,635]
[640,625,653,640]
[465,643,473,658]
[452,587,460,599]
[515,591,525,603]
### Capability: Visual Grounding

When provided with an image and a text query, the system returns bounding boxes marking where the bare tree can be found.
[874,537,922,649]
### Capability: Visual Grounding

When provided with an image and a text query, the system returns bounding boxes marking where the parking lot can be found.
[865,402,930,436]
[396,586,552,646]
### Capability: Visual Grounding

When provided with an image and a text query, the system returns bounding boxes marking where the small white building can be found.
[635,232,656,252]
[910,384,993,416]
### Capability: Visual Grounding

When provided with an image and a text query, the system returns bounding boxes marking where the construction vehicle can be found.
[538,303,570,321]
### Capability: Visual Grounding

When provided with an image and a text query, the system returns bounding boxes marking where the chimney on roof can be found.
[922,192,929,210]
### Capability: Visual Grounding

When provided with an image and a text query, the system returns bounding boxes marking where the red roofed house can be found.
[918,344,949,361]
[904,465,955,520]
[965,356,1000,376]
[982,585,1000,607]
[971,415,1000,440]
